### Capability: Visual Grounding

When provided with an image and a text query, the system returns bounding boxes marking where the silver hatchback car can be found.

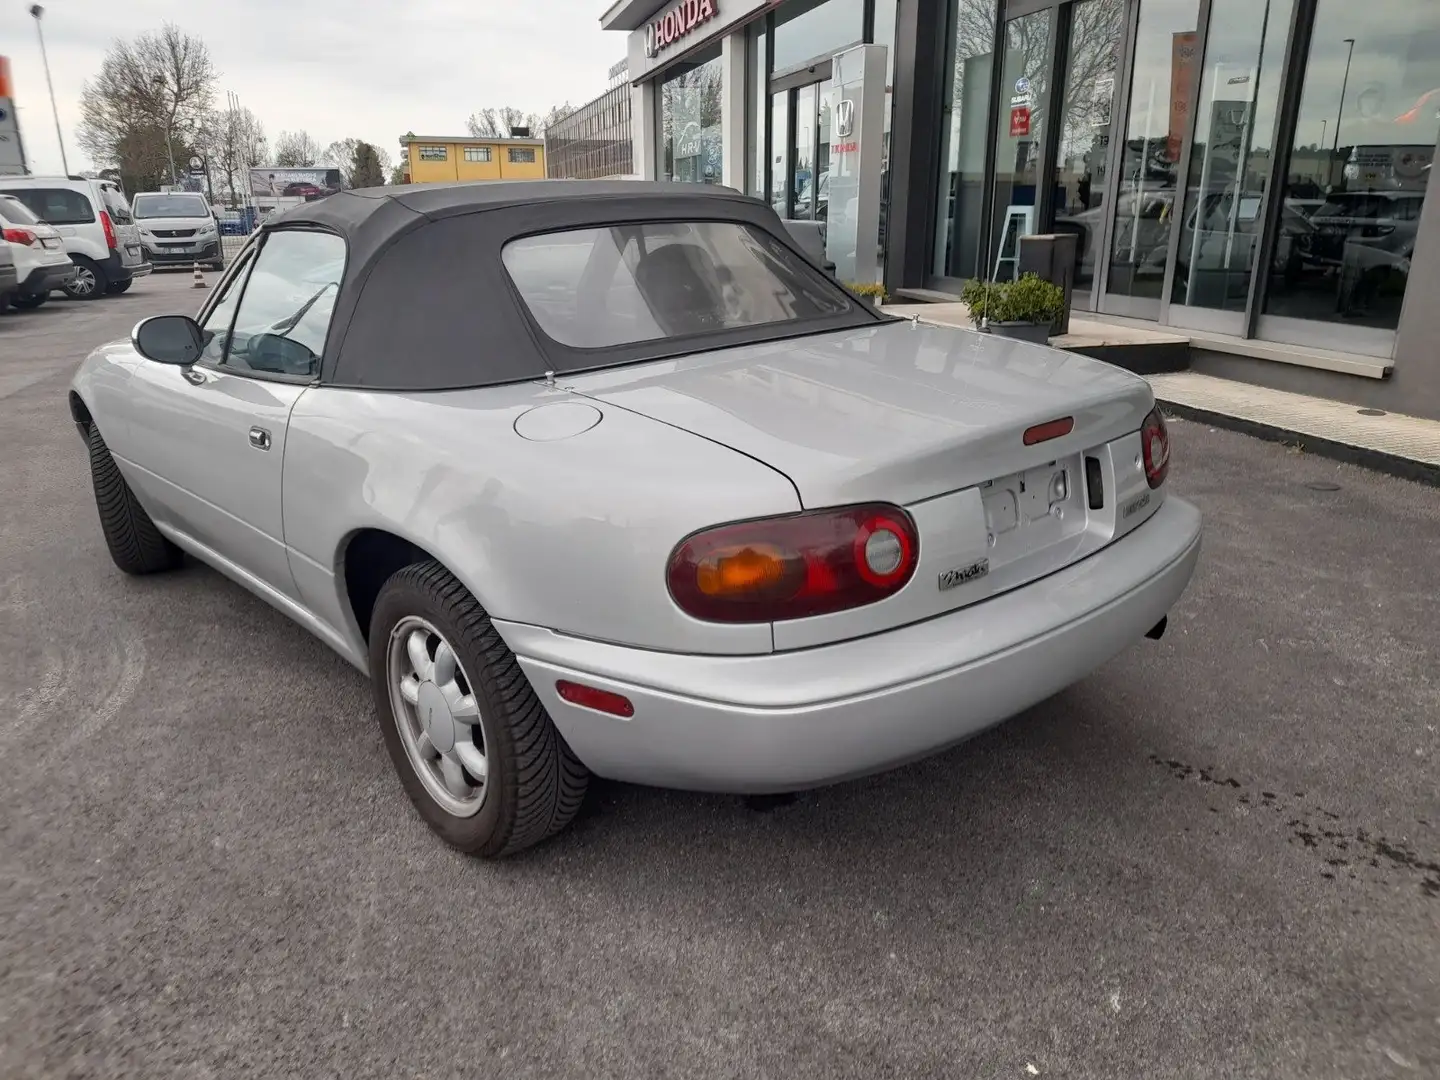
[70,181,1201,856]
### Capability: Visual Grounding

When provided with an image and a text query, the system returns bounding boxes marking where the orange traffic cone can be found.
[192,262,207,289]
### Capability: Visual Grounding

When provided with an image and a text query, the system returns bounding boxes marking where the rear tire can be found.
[369,560,588,857]
[87,426,184,575]
[13,293,48,309]
[210,260,225,272]
[65,258,107,300]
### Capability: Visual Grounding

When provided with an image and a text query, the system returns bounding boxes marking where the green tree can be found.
[350,141,386,188]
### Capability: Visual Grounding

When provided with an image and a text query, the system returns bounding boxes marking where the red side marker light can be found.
[1023,416,1075,446]
[556,680,635,718]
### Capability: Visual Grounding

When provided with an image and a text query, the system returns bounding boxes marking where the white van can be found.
[131,191,224,271]
[0,175,151,299]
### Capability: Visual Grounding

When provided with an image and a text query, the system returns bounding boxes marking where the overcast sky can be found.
[0,0,621,174]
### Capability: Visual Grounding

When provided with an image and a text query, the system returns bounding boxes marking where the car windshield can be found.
[133,194,210,219]
[0,196,41,226]
[501,221,851,349]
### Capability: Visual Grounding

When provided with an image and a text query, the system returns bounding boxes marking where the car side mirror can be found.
[132,314,205,366]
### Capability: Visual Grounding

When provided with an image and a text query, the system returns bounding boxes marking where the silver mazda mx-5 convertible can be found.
[70,180,1201,856]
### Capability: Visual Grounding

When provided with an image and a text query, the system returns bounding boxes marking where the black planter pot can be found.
[987,320,1051,344]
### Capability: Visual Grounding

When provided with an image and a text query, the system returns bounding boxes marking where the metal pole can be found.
[28,5,69,174]
[1332,37,1354,156]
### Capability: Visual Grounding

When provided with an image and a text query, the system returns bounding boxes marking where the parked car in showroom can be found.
[0,175,150,298]
[69,180,1201,857]
[282,181,325,200]
[0,193,77,308]
[131,191,224,271]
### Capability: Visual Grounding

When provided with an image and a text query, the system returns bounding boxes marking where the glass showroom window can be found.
[658,45,724,184]
[1262,0,1440,338]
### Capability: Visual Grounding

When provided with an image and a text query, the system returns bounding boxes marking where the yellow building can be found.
[399,134,547,184]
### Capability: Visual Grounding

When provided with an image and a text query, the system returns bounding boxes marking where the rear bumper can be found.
[499,496,1203,793]
[97,251,152,282]
[19,263,76,294]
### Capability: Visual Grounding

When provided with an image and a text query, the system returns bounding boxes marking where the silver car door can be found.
[122,229,347,600]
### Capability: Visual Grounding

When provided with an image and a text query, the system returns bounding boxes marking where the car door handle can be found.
[248,427,272,451]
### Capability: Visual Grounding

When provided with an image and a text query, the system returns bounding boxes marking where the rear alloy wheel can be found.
[370,561,588,857]
[65,259,107,300]
[12,293,47,309]
[86,425,184,575]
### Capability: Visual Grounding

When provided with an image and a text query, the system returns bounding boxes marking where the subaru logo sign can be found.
[835,99,855,138]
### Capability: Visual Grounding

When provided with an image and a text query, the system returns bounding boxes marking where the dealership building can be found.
[600,0,1440,419]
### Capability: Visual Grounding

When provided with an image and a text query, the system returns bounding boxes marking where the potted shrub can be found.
[959,273,1064,344]
[846,281,889,309]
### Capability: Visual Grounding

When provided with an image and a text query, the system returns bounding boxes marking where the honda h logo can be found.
[835,98,855,138]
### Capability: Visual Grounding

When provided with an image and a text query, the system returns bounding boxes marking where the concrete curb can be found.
[1158,400,1440,489]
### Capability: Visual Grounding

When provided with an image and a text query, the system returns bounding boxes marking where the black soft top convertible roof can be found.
[261,180,881,391]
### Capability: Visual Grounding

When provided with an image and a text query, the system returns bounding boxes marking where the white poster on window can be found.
[825,44,888,285]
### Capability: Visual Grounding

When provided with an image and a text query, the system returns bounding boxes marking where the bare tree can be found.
[274,129,322,167]
[323,139,358,178]
[77,24,217,191]
[466,107,542,138]
[209,105,268,203]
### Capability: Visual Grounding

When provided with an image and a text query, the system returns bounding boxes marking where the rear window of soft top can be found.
[501,220,851,350]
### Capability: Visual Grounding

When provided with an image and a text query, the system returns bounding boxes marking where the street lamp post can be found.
[153,75,177,187]
[1332,37,1356,157]
[28,5,69,175]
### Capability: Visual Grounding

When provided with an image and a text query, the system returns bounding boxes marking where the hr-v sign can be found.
[644,0,719,58]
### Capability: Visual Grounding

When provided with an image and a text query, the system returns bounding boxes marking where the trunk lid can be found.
[567,320,1163,650]
[565,320,1154,507]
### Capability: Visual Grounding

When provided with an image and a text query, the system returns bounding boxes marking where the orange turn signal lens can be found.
[695,543,792,597]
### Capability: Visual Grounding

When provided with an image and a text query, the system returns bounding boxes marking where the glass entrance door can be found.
[984,0,1123,299]
[775,79,833,222]
[1052,0,1126,307]
[988,9,1055,281]
[1099,0,1203,318]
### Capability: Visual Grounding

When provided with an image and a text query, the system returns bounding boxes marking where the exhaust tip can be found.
[1145,616,1168,641]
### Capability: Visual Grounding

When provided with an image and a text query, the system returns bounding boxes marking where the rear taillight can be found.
[667,504,919,623]
[1141,407,1170,489]
[2,226,35,245]
[100,209,117,251]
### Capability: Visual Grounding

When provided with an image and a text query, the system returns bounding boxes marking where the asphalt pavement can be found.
[2,272,1438,1079]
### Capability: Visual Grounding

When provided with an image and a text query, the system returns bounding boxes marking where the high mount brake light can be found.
[1141,407,1170,489]
[667,504,919,623]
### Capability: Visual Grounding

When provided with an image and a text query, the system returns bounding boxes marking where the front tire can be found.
[87,426,184,575]
[13,293,48,309]
[65,258,108,300]
[369,561,588,857]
